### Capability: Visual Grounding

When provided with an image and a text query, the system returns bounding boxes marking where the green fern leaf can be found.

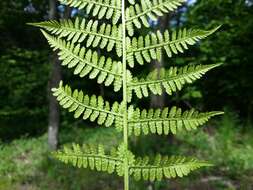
[126,26,220,67]
[128,64,221,100]
[128,106,224,136]
[59,0,121,24]
[30,0,224,186]
[126,0,185,36]
[129,155,212,181]
[54,143,211,181]
[30,17,122,57]
[41,30,123,91]
[52,81,123,128]
[53,143,124,175]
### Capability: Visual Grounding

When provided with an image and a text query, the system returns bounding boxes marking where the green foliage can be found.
[30,18,123,56]
[32,0,223,188]
[53,143,209,182]
[58,0,185,36]
[40,30,123,91]
[125,0,185,36]
[0,48,49,140]
[0,127,124,190]
[0,48,48,118]
[0,0,51,140]
[126,26,220,67]
[176,110,253,176]
[53,144,124,175]
[52,82,123,129]
[2,123,253,190]
[128,106,223,136]
[128,64,221,100]
[0,135,48,182]
[58,0,122,24]
[130,155,211,181]
[185,0,253,119]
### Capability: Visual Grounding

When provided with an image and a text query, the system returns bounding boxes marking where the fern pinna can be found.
[31,0,223,189]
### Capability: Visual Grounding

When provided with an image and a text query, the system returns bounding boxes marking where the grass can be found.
[0,111,253,190]
[177,110,253,175]
[171,110,253,189]
[0,127,122,190]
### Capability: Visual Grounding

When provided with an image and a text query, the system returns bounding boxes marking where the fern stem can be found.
[122,0,129,190]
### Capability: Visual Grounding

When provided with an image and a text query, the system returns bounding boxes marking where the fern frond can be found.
[42,30,123,91]
[127,106,224,136]
[128,64,221,100]
[30,0,223,187]
[31,17,123,56]
[58,0,121,24]
[129,155,212,181]
[54,143,210,181]
[126,26,220,67]
[126,0,185,36]
[53,143,124,175]
[52,82,123,129]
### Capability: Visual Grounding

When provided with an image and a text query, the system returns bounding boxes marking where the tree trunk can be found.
[150,16,170,108]
[48,56,61,150]
[48,0,61,150]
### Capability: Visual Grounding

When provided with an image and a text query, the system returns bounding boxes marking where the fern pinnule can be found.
[52,82,123,128]
[126,26,221,67]
[128,64,222,100]
[53,143,124,175]
[58,0,122,24]
[53,143,212,182]
[130,155,212,181]
[41,30,123,91]
[126,0,186,36]
[127,106,224,136]
[30,18,123,56]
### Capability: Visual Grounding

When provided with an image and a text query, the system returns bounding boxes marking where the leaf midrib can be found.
[128,66,212,87]
[128,114,215,123]
[129,162,209,170]
[58,40,122,77]
[59,153,123,162]
[55,24,122,42]
[126,32,202,54]
[59,89,123,117]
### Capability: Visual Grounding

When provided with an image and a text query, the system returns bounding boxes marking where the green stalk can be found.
[121,0,129,190]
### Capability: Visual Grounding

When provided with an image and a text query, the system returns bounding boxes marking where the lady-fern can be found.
[31,0,223,189]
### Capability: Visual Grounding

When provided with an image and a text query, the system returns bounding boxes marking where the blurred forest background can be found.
[0,0,253,189]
